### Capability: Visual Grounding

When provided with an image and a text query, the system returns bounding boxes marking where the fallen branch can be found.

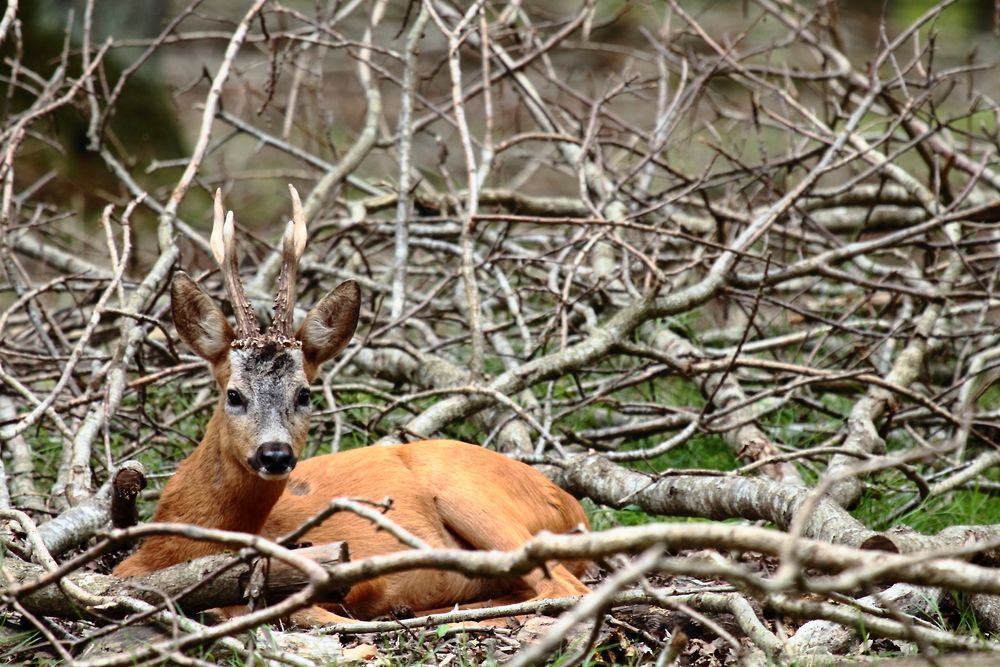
[3,542,348,619]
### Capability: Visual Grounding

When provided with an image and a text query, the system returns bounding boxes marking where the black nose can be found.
[253,442,296,475]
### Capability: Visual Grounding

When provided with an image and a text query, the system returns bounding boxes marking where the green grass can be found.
[854,475,1000,534]
[586,499,657,532]
[951,591,988,639]
[0,625,42,663]
[978,383,1000,411]
[891,1,986,37]
[846,384,1000,533]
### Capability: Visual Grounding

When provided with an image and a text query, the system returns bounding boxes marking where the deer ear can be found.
[171,272,235,363]
[297,280,360,371]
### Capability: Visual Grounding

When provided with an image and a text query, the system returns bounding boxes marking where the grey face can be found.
[223,345,312,479]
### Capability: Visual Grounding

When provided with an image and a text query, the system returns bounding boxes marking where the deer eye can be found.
[296,387,311,408]
[226,389,244,408]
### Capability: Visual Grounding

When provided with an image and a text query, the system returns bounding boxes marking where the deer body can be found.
[113,188,589,623]
[117,438,588,620]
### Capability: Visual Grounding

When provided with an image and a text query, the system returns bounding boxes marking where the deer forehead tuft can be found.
[229,346,306,387]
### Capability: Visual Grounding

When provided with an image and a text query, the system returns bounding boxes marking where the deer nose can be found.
[252,442,297,476]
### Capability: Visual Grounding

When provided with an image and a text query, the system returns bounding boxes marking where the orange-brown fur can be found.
[266,440,588,618]
[115,438,589,619]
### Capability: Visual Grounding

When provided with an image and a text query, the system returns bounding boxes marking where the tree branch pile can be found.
[3,0,1000,664]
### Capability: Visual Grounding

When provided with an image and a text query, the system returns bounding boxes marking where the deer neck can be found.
[151,407,287,534]
[115,403,291,576]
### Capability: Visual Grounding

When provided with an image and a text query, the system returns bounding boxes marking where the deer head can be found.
[171,186,360,479]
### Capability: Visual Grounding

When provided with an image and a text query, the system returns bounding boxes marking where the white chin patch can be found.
[257,470,291,481]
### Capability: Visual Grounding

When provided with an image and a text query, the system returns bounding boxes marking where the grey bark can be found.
[5,542,347,619]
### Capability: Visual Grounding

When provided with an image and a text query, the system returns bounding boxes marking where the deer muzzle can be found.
[250,441,297,478]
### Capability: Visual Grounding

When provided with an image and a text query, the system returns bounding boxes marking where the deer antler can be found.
[266,185,307,345]
[211,189,260,342]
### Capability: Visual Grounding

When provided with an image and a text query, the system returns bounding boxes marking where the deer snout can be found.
[250,442,297,478]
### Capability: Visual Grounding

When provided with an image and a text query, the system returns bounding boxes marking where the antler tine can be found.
[210,189,226,265]
[212,189,259,341]
[267,185,308,342]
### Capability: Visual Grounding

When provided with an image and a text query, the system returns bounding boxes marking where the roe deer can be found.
[113,187,590,625]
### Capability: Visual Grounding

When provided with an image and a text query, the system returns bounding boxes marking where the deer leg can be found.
[288,605,359,627]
